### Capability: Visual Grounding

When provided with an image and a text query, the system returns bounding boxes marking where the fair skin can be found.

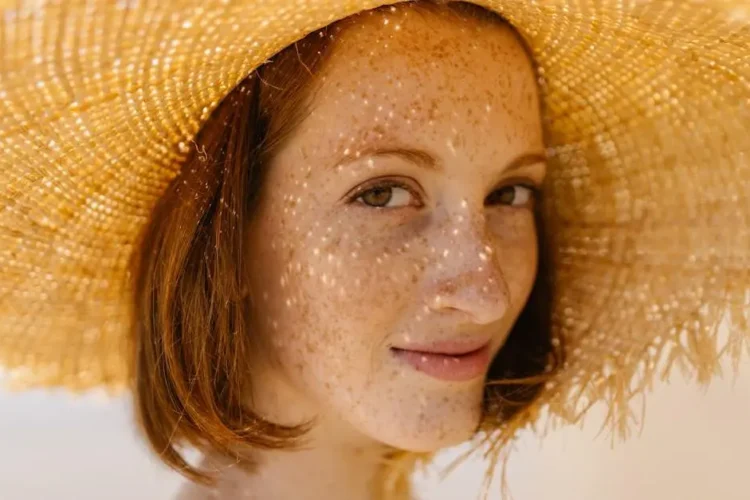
[179,3,544,499]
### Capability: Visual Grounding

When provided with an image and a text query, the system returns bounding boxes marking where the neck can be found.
[178,361,396,500]
[248,433,387,500]
[188,434,387,500]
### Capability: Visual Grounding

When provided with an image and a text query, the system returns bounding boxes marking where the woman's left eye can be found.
[485,184,537,207]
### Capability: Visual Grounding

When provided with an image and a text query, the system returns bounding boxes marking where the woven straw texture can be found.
[1,0,749,449]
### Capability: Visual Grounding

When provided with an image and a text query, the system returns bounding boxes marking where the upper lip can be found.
[390,338,491,356]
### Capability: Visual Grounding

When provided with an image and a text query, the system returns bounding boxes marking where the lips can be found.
[390,341,491,382]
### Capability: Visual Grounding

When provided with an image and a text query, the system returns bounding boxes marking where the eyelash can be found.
[346,179,540,209]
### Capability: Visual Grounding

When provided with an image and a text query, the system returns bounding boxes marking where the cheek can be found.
[263,217,422,377]
[299,211,428,314]
[491,212,539,303]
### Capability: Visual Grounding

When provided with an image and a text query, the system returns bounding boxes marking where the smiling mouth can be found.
[390,343,491,382]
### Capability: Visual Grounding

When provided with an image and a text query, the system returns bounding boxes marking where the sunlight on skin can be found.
[244,5,544,452]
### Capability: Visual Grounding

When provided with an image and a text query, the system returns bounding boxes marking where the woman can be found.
[0,0,747,499]
[135,3,555,498]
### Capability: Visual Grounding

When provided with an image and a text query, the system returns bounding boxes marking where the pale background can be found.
[1,356,748,500]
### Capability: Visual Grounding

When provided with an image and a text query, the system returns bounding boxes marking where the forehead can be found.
[280,5,541,163]
[318,6,534,96]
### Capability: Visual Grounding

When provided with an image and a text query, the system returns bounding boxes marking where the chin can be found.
[390,417,480,453]
[348,378,487,453]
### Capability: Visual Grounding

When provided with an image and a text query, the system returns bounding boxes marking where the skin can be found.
[179,3,545,499]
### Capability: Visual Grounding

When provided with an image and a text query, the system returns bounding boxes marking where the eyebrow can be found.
[333,146,547,173]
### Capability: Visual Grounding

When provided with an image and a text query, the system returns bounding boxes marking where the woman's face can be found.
[245,6,545,452]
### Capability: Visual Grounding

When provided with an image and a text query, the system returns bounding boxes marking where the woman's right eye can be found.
[349,181,419,209]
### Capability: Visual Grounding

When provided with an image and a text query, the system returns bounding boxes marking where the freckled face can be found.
[245,7,545,451]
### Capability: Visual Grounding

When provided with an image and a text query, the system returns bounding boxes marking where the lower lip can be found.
[391,344,491,382]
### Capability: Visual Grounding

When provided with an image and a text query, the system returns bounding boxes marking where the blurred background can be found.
[1,355,748,500]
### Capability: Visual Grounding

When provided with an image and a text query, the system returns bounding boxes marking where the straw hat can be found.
[1,0,748,464]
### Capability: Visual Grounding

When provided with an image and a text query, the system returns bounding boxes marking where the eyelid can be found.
[492,174,544,194]
[345,177,425,207]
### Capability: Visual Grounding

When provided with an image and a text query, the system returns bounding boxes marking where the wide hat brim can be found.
[1,0,748,448]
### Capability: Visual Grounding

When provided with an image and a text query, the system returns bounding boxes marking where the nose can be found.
[423,209,510,326]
